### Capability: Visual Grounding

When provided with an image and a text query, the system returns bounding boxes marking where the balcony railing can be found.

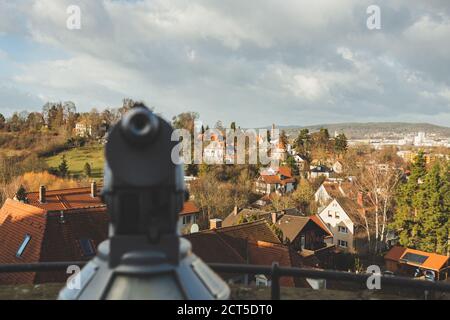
[1,262,450,300]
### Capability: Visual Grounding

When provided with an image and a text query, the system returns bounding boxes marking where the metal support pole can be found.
[271,262,280,300]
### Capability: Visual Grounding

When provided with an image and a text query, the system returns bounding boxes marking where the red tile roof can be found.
[310,215,333,237]
[0,183,205,284]
[0,198,109,285]
[385,246,449,272]
[247,241,307,287]
[180,201,199,216]
[278,166,293,178]
[185,232,246,265]
[184,221,309,287]
[25,186,104,211]
[275,215,332,242]
[0,199,47,284]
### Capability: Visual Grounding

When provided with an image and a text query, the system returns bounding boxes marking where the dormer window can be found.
[16,234,31,258]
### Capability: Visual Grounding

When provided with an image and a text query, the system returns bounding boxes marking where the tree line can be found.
[392,151,450,255]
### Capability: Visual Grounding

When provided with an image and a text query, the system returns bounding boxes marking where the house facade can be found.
[255,166,296,195]
[308,165,333,179]
[179,201,200,233]
[318,198,369,254]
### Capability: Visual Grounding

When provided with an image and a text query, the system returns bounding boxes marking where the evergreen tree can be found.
[293,129,311,157]
[0,113,5,130]
[392,156,449,255]
[285,155,299,176]
[83,162,92,177]
[334,133,348,154]
[391,151,427,247]
[185,164,199,177]
[15,185,27,202]
[415,162,448,254]
[58,155,69,177]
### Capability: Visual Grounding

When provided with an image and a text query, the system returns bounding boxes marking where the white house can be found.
[318,197,369,254]
[179,201,200,233]
[314,180,359,208]
[293,155,307,171]
[75,122,92,137]
[255,166,296,195]
[308,165,333,179]
[203,141,225,164]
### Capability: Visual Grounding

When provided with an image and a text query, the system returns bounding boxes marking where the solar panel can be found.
[401,252,429,265]
[79,239,96,257]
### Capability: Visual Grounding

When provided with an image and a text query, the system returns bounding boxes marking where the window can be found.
[255,274,270,287]
[182,215,192,225]
[300,235,305,250]
[328,210,332,217]
[338,226,348,234]
[16,234,31,258]
[79,239,96,257]
[335,211,340,218]
[338,240,348,248]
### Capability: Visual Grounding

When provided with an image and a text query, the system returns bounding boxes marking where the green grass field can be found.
[45,144,105,179]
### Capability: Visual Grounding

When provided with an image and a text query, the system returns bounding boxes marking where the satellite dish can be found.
[190,224,199,234]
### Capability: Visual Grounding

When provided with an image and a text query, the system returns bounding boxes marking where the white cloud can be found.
[1,0,450,126]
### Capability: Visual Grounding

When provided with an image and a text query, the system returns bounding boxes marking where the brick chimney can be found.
[357,191,364,207]
[210,218,222,229]
[39,185,46,203]
[271,212,278,224]
[233,206,239,216]
[91,181,97,198]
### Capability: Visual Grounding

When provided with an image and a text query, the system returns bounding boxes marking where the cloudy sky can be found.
[0,0,450,127]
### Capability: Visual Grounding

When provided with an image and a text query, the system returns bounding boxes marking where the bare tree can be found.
[355,156,402,253]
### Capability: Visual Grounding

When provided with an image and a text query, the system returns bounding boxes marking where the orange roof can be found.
[0,199,47,283]
[26,186,104,212]
[247,240,304,287]
[278,166,292,178]
[261,175,282,184]
[0,198,109,284]
[180,201,199,216]
[310,215,332,237]
[261,175,295,185]
[385,246,449,272]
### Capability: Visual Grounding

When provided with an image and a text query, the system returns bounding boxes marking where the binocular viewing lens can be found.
[120,107,159,145]
[130,113,152,137]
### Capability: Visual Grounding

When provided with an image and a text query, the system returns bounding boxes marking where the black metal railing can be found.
[1,261,449,300]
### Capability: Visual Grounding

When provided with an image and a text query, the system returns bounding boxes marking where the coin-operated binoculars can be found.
[59,104,230,300]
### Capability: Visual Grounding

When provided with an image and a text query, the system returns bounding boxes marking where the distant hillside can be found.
[270,122,450,139]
